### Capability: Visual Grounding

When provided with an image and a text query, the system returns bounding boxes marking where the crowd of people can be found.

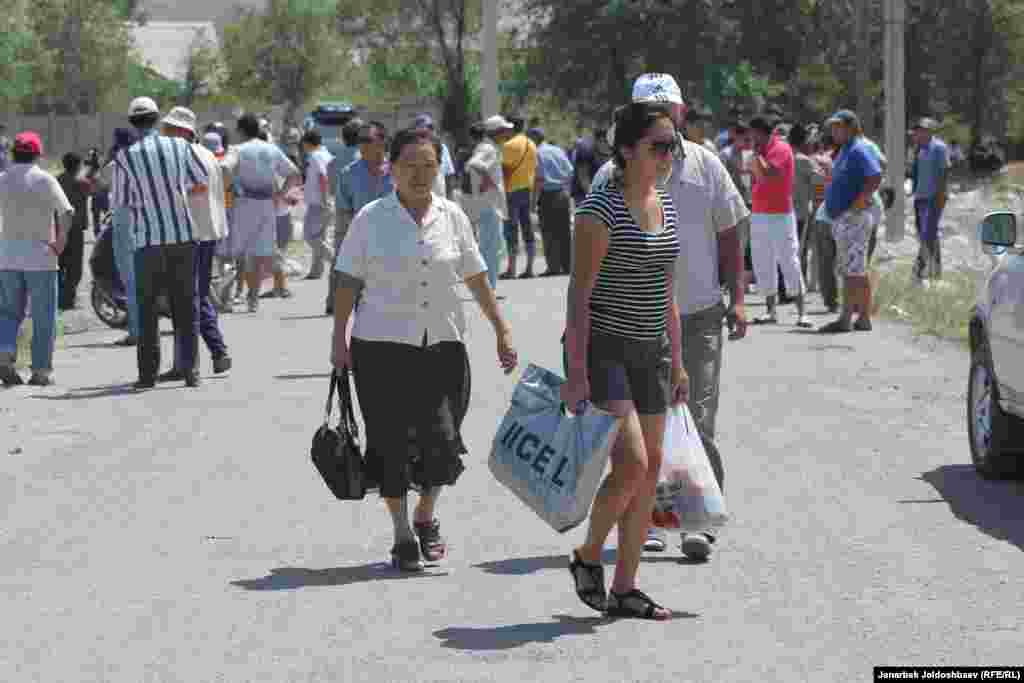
[0,75,953,620]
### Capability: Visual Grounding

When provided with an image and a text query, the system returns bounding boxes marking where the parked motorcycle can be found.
[89,214,236,329]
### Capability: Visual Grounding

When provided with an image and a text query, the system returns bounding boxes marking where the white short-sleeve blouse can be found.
[335,191,487,346]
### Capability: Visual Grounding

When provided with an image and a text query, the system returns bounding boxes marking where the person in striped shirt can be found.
[564,102,686,621]
[110,97,210,390]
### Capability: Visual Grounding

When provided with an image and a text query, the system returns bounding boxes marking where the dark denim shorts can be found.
[563,330,671,415]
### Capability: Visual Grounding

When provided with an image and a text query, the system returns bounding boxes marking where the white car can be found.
[969,212,1024,478]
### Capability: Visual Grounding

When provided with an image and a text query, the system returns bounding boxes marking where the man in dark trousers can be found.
[56,152,98,309]
[110,97,210,389]
[528,127,574,276]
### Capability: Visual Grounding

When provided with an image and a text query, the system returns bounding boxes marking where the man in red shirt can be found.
[748,114,809,327]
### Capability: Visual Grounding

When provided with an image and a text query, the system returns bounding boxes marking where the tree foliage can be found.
[522,0,1024,146]
[338,0,482,142]
[222,0,348,125]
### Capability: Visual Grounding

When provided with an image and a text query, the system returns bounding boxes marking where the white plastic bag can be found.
[653,404,728,532]
[489,364,621,533]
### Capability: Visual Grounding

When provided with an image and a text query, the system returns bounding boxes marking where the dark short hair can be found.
[205,122,230,148]
[12,149,37,164]
[129,112,160,130]
[469,123,486,141]
[507,116,525,132]
[237,113,261,139]
[62,152,82,172]
[611,102,675,169]
[748,114,778,135]
[341,117,365,147]
[358,121,389,145]
[388,127,443,165]
[301,129,322,146]
[788,123,809,148]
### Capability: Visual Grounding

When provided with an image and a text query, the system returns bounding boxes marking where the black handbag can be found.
[311,369,366,500]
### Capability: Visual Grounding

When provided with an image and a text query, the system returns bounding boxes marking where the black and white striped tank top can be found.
[575,185,680,340]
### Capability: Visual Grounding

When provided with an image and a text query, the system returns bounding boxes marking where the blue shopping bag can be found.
[489,364,620,533]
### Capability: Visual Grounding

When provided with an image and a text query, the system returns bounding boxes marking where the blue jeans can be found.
[477,207,503,289]
[112,207,139,339]
[913,197,943,280]
[0,270,59,371]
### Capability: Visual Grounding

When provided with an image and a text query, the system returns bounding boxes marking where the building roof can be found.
[129,21,220,82]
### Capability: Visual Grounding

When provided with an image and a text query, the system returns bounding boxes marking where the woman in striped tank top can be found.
[564,102,687,621]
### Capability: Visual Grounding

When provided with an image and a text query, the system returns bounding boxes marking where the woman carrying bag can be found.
[331,127,518,572]
[563,102,689,620]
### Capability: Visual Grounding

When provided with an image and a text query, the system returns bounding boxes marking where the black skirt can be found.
[350,337,471,498]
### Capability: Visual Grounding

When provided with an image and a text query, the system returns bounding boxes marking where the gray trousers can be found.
[680,302,726,491]
[304,204,333,279]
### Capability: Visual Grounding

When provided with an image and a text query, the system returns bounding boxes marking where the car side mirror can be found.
[980,212,1017,251]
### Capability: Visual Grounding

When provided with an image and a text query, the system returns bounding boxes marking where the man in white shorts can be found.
[226,113,301,311]
[747,114,809,327]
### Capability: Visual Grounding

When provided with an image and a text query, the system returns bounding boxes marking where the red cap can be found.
[13,131,43,155]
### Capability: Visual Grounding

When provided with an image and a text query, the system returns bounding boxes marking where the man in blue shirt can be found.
[327,121,393,314]
[528,127,574,276]
[821,109,882,334]
[910,117,949,283]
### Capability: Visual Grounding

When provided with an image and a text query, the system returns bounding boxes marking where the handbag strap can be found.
[336,367,360,442]
[323,370,339,426]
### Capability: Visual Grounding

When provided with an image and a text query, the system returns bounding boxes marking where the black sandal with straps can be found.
[568,550,607,612]
[606,589,670,620]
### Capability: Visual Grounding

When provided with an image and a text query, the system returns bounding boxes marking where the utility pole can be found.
[482,0,499,118]
[855,0,872,135]
[884,0,906,242]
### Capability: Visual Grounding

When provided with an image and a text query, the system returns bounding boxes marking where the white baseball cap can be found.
[631,73,684,105]
[483,115,515,133]
[129,96,159,117]
[161,106,197,135]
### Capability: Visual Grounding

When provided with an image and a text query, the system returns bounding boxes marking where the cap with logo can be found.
[162,106,197,135]
[912,117,938,131]
[483,115,514,133]
[414,113,435,130]
[828,109,861,128]
[128,96,159,117]
[13,131,43,155]
[631,73,684,105]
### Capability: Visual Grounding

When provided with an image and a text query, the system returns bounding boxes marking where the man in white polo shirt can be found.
[594,74,750,561]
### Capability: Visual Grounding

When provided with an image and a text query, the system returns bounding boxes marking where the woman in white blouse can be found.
[332,127,518,572]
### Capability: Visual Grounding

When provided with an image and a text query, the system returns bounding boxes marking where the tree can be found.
[222,0,348,126]
[338,0,482,142]
[28,0,135,114]
[180,26,224,107]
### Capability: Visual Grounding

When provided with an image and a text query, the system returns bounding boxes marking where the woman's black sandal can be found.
[414,519,447,562]
[569,550,607,612]
[391,539,424,572]
[606,589,670,620]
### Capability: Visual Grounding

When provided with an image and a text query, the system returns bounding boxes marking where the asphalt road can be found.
[2,263,1022,682]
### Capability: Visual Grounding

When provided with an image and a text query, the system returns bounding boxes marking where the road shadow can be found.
[30,382,174,400]
[279,315,329,322]
[474,550,615,576]
[230,563,449,591]
[67,341,133,350]
[474,549,705,575]
[274,372,332,381]
[919,465,1024,552]
[434,615,606,650]
[434,610,699,651]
